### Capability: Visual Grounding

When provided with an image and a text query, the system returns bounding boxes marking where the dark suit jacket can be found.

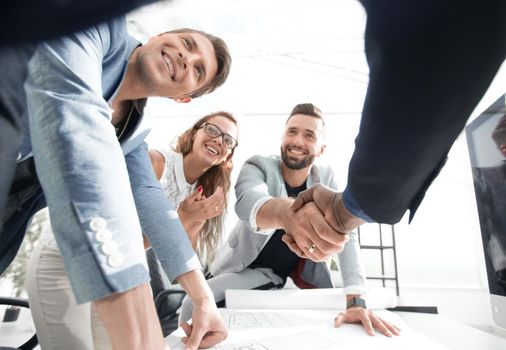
[1,0,156,46]
[348,0,506,223]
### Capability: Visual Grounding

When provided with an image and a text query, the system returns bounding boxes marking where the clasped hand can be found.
[282,184,365,262]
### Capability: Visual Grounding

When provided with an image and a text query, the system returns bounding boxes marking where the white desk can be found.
[166,309,506,350]
[396,311,506,350]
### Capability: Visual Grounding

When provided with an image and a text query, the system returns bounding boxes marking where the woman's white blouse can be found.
[156,148,196,208]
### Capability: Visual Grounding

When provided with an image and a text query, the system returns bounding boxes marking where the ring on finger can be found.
[308,243,316,254]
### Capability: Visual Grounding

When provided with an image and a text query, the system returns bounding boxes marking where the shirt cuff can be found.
[342,187,374,223]
[343,285,369,296]
[249,197,276,235]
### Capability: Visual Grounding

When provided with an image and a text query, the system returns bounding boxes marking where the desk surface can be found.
[396,311,506,350]
[166,309,506,350]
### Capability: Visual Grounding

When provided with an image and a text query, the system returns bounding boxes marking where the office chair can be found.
[153,289,187,337]
[0,297,38,350]
[146,249,188,336]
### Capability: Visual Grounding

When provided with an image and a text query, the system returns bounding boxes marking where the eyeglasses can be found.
[199,122,238,149]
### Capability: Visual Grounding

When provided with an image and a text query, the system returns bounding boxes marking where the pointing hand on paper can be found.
[180,297,228,350]
[335,306,401,337]
[177,271,228,350]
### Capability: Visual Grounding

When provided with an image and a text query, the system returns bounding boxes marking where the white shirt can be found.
[156,148,196,207]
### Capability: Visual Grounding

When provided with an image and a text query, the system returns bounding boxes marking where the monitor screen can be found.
[466,94,506,329]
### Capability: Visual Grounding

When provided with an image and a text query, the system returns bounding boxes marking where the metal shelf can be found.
[360,245,395,250]
[358,224,400,296]
[366,276,398,281]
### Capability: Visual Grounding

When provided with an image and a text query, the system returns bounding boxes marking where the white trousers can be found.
[26,236,112,350]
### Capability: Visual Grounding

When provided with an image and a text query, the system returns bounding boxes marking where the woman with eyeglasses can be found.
[26,111,239,348]
[148,111,238,267]
[146,112,238,335]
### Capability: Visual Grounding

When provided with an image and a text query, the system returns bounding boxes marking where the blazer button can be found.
[95,229,112,243]
[16,152,22,161]
[89,217,107,231]
[107,252,124,268]
[101,241,119,255]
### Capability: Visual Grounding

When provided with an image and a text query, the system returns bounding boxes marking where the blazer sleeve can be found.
[25,24,151,304]
[337,230,367,294]
[347,0,506,223]
[325,166,367,294]
[234,155,276,233]
[126,142,201,281]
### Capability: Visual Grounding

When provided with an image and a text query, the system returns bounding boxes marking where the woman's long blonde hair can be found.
[174,111,237,266]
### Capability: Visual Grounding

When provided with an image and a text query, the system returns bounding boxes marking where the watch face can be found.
[347,296,367,309]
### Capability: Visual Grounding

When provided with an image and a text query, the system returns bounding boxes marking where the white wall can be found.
[393,134,487,289]
[146,110,486,291]
[4,0,503,302]
[146,61,506,294]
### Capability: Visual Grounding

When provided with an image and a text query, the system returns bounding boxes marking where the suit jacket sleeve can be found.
[234,155,277,234]
[126,142,201,282]
[325,166,367,293]
[2,0,157,46]
[347,0,506,223]
[25,23,151,303]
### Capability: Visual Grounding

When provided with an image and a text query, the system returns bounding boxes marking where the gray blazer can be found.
[4,18,200,304]
[211,155,367,294]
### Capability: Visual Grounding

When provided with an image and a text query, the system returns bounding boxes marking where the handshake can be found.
[281,184,366,262]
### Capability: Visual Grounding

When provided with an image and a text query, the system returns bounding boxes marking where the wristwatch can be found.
[346,296,367,309]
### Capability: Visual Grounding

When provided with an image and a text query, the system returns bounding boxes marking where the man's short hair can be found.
[492,113,506,147]
[287,103,325,128]
[166,28,231,98]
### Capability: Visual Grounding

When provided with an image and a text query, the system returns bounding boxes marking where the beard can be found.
[280,146,315,170]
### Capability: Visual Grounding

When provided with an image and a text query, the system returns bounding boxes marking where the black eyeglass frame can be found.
[198,122,238,149]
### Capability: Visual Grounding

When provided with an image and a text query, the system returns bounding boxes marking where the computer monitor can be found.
[466,94,506,329]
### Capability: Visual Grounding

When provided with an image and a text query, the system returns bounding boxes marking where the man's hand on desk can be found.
[180,298,228,350]
[334,307,401,337]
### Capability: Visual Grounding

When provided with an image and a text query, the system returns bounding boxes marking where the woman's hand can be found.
[178,186,225,244]
[334,307,401,337]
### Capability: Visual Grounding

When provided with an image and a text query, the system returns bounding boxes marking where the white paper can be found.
[166,309,449,350]
[225,287,397,310]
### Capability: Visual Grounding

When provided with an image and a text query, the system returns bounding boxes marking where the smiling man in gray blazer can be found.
[180,103,400,337]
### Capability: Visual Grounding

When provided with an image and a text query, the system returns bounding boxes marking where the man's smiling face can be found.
[280,114,325,170]
[135,31,218,100]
